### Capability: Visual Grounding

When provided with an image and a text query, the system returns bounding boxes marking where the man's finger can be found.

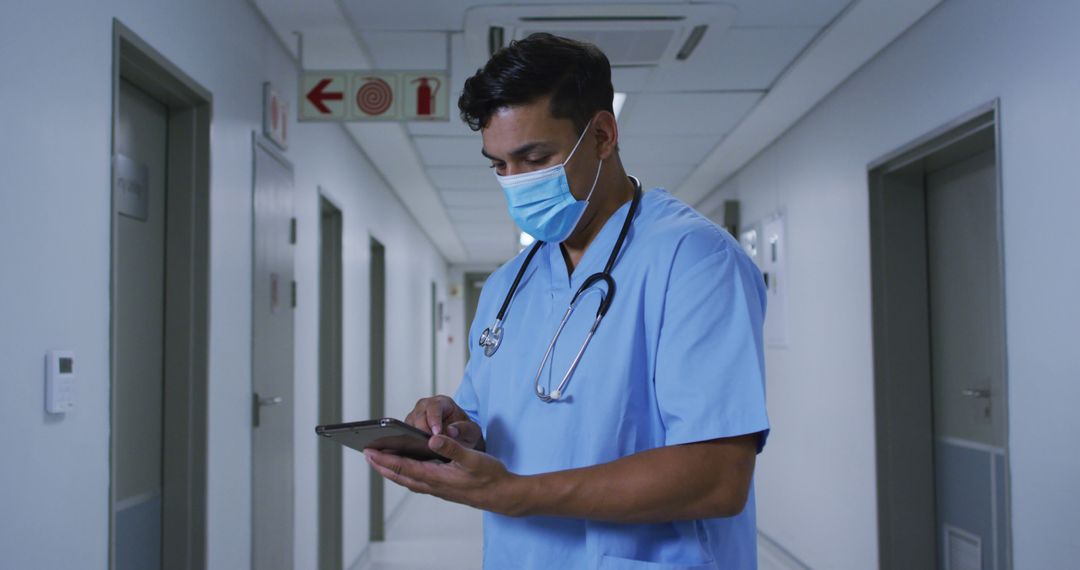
[447,420,481,448]
[366,452,434,494]
[429,434,477,468]
[425,398,447,435]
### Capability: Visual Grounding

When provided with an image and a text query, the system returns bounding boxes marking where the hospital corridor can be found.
[2,0,1079,569]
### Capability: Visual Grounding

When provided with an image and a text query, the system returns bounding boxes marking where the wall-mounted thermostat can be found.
[45,350,76,414]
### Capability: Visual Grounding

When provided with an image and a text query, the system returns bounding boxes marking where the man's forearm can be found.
[505,435,757,524]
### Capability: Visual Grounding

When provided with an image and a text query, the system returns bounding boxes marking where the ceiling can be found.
[252,0,942,264]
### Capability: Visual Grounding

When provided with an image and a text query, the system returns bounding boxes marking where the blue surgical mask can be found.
[495,121,603,243]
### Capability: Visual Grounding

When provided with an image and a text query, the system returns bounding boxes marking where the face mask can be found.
[494,120,603,243]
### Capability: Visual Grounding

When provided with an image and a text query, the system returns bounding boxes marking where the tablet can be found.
[315,418,449,463]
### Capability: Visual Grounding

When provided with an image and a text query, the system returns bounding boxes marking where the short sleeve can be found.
[452,314,486,427]
[452,359,482,427]
[654,245,770,452]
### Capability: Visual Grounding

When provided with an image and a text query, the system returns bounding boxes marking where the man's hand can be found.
[367,431,759,524]
[365,434,525,516]
[404,395,485,451]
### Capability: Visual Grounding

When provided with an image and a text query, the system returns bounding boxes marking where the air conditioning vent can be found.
[519,15,686,23]
[518,28,676,66]
[465,3,736,68]
[676,25,708,61]
[488,26,505,56]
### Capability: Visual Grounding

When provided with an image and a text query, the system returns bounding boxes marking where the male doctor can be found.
[365,33,770,569]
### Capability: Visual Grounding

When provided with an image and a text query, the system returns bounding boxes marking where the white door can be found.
[112,79,168,570]
[251,139,296,570]
[926,148,1009,570]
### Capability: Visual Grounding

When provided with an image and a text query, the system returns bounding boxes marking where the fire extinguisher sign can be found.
[401,72,447,121]
[299,70,449,122]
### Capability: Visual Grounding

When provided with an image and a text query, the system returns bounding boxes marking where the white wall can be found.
[0,1,449,569]
[699,0,1080,567]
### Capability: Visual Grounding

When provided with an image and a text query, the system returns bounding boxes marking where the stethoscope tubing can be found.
[479,177,643,401]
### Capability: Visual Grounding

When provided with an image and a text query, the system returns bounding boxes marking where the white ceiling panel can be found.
[415,136,484,166]
[341,0,475,31]
[299,28,373,68]
[427,166,495,189]
[360,31,450,68]
[645,26,820,92]
[728,0,854,28]
[618,135,721,166]
[406,111,476,136]
[457,218,515,231]
[253,0,353,55]
[441,188,503,207]
[677,0,942,206]
[447,205,511,223]
[619,91,762,136]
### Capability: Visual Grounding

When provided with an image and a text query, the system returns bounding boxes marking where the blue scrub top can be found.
[454,188,770,569]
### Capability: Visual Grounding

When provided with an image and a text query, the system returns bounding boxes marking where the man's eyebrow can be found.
[480,142,556,161]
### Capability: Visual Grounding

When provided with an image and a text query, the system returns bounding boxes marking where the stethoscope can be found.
[478,177,643,402]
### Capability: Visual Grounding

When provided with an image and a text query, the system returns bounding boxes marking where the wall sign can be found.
[299,70,449,122]
[263,82,289,150]
[113,154,149,222]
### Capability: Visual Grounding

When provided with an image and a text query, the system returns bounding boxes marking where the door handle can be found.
[253,393,285,427]
[961,388,991,399]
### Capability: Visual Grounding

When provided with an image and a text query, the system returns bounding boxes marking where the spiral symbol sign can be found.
[356,77,394,116]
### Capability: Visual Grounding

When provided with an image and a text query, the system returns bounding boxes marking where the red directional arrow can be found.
[306,78,343,114]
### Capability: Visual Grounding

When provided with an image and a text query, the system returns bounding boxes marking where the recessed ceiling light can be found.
[613,92,627,119]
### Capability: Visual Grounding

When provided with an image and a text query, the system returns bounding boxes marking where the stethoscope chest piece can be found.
[479,324,503,357]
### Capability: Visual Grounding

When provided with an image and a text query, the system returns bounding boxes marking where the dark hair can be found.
[458,33,615,133]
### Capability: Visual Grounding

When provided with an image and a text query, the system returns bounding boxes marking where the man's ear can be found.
[592,110,620,161]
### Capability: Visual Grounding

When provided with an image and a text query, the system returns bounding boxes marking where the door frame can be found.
[368,237,387,542]
[318,192,344,570]
[868,100,1012,569]
[110,20,212,570]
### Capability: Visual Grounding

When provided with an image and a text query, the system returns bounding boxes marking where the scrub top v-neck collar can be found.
[545,190,641,293]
